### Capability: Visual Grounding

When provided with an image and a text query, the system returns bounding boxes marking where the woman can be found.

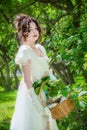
[10,14,58,130]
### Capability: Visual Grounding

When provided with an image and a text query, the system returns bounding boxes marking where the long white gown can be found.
[10,44,59,130]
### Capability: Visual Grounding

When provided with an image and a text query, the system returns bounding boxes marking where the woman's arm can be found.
[22,61,33,89]
[21,61,49,116]
[49,69,57,81]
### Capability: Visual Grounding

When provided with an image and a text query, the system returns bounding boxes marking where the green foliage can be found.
[0,0,87,129]
[0,90,17,130]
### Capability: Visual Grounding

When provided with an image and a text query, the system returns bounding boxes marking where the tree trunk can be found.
[13,66,20,89]
[51,60,74,85]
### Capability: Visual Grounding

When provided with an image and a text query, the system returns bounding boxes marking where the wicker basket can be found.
[39,81,75,120]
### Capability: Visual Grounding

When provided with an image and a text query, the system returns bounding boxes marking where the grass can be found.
[0,89,17,130]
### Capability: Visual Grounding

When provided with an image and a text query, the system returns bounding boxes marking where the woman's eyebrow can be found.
[30,27,37,29]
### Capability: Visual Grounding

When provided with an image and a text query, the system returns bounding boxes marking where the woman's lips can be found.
[33,35,37,37]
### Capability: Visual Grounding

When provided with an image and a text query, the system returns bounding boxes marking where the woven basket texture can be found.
[39,81,75,120]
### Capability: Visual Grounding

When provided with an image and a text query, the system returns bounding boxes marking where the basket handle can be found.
[39,80,62,106]
[38,80,47,107]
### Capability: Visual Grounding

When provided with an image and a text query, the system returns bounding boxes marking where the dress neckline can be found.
[24,44,44,58]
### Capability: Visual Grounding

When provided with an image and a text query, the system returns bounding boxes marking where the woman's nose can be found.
[33,29,36,33]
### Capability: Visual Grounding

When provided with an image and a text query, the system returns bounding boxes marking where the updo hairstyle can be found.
[14,14,42,42]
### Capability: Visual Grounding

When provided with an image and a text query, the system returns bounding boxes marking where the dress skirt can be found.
[10,80,49,130]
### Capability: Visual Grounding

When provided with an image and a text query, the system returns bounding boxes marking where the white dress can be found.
[10,44,58,130]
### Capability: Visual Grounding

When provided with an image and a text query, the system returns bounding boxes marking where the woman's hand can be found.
[46,121,50,130]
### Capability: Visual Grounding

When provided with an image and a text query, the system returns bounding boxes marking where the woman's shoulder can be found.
[36,43,44,48]
[18,44,32,54]
[20,43,44,50]
[16,44,32,59]
[19,44,30,50]
[36,43,46,55]
[15,45,32,65]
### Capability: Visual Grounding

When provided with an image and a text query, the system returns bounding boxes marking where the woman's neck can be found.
[24,40,36,48]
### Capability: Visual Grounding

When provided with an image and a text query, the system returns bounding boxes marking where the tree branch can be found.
[12,1,36,16]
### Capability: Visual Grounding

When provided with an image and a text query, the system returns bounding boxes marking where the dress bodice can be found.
[15,44,49,81]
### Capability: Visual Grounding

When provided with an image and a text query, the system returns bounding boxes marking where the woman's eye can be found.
[29,29,32,32]
[29,28,38,32]
[35,28,38,30]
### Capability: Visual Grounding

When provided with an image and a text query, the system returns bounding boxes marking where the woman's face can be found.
[27,22,39,42]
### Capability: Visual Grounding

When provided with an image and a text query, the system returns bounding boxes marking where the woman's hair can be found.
[14,14,42,42]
